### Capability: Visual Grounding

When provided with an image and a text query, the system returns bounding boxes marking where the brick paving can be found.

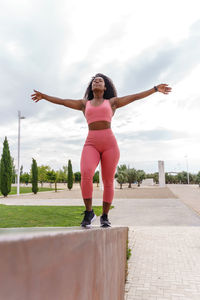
[124,185,200,300]
[125,226,200,300]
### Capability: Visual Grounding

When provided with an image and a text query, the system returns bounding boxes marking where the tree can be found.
[177,171,189,184]
[166,173,173,184]
[165,173,179,184]
[136,170,146,187]
[46,170,57,191]
[116,172,127,189]
[63,165,68,174]
[56,168,67,183]
[31,158,38,194]
[67,159,73,190]
[0,137,12,197]
[93,170,99,186]
[20,172,30,185]
[38,165,50,187]
[74,171,81,185]
[189,173,196,184]
[127,167,137,188]
[11,157,17,184]
[196,171,200,187]
[116,164,128,189]
[62,165,68,183]
[20,165,24,183]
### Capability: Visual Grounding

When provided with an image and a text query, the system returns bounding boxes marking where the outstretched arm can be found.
[112,84,172,109]
[31,90,84,111]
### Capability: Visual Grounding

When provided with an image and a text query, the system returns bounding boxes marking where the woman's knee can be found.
[81,167,94,180]
[102,179,114,188]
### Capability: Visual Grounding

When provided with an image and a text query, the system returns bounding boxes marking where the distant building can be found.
[166,172,178,176]
[141,178,154,186]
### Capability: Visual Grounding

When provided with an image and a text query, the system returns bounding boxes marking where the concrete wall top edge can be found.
[0,226,129,242]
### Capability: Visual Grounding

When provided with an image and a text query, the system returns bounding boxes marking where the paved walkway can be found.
[125,226,200,300]
[0,183,176,200]
[121,185,200,300]
[167,184,200,216]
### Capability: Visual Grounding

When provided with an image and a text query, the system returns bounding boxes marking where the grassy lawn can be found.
[0,186,63,196]
[0,205,114,228]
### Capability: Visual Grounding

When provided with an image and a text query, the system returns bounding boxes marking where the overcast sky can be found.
[0,0,200,175]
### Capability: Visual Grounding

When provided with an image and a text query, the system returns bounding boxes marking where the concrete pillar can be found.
[158,160,165,187]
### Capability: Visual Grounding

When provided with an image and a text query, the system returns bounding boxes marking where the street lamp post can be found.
[17,111,26,196]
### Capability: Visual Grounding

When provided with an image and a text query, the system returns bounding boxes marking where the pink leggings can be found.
[80,128,120,204]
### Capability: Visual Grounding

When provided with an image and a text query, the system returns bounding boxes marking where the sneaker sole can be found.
[81,214,97,229]
[100,224,111,228]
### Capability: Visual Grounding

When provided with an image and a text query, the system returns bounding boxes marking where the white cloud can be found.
[0,0,200,174]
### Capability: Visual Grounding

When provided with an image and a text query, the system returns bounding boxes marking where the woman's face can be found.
[92,76,106,92]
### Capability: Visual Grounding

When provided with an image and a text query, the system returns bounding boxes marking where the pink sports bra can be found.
[85,99,113,125]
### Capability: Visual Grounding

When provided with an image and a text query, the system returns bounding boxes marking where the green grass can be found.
[0,205,114,228]
[0,186,63,196]
[127,242,132,260]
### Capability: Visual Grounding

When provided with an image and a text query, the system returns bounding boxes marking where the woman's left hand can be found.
[156,84,172,94]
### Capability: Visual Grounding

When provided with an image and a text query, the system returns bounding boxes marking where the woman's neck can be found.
[93,90,104,100]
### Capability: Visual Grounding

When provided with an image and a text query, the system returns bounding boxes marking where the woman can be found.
[31,73,172,228]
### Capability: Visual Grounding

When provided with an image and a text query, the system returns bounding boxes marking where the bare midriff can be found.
[88,120,111,130]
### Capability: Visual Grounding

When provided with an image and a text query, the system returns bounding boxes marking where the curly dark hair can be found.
[84,73,117,100]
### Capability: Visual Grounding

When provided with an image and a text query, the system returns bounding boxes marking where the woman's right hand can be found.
[31,89,44,102]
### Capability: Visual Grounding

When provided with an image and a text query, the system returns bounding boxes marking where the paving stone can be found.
[125,226,200,299]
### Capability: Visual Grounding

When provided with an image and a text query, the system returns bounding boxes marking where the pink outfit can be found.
[85,99,113,124]
[80,100,120,204]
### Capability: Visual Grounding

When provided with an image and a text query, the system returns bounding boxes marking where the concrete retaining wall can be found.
[0,226,128,300]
